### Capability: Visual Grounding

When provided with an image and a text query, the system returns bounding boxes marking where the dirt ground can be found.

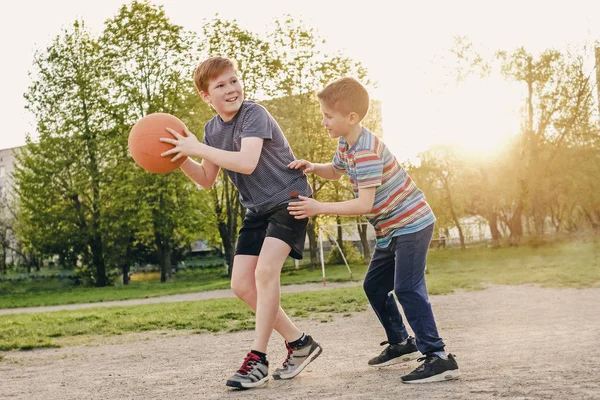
[1,285,599,400]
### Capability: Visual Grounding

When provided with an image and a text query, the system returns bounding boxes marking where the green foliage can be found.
[326,242,363,265]
[17,20,114,285]
[409,144,467,244]
[0,287,369,351]
[15,1,221,286]
[416,40,600,243]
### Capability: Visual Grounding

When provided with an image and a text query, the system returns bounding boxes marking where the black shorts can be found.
[235,204,308,260]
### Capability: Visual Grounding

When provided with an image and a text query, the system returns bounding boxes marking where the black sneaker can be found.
[368,337,420,367]
[401,353,460,383]
[226,352,269,389]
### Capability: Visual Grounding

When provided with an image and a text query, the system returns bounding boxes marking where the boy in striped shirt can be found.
[287,77,460,383]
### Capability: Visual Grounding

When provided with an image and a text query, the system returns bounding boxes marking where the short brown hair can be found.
[317,77,370,121]
[193,57,238,93]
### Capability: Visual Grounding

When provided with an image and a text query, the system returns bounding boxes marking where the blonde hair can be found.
[193,57,238,93]
[317,77,369,120]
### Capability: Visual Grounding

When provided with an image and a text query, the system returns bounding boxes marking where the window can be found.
[0,166,5,178]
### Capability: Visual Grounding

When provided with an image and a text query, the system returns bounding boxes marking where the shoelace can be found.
[282,342,294,368]
[377,341,393,357]
[237,353,261,374]
[415,354,438,372]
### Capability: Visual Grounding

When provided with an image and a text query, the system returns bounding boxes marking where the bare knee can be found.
[231,276,255,301]
[255,266,280,288]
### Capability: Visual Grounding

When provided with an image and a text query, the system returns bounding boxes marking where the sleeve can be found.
[202,122,211,146]
[354,150,383,189]
[240,105,272,140]
[331,141,347,175]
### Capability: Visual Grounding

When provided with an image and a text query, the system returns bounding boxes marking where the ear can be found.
[200,90,211,105]
[348,112,361,126]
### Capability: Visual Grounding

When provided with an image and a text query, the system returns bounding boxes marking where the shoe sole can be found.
[368,351,421,367]
[272,344,323,380]
[226,375,269,389]
[401,369,461,384]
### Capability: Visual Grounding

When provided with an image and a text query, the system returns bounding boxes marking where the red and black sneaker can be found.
[226,352,269,389]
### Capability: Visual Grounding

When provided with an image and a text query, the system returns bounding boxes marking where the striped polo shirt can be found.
[332,127,436,248]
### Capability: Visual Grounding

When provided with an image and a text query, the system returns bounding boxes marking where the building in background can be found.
[0,146,22,199]
[0,145,23,267]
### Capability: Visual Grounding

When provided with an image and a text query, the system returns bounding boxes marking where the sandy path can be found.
[1,285,599,400]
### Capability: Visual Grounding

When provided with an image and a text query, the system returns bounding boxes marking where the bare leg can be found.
[230,253,302,348]
[252,237,295,353]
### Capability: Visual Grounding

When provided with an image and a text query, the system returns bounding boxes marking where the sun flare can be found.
[381,76,523,160]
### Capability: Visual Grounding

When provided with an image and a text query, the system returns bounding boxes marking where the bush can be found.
[326,242,363,265]
[179,255,225,270]
[0,269,77,283]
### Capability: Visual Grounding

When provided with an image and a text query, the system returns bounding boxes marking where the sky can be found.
[2,0,600,160]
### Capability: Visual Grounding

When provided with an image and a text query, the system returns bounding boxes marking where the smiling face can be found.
[200,68,244,121]
[319,100,352,139]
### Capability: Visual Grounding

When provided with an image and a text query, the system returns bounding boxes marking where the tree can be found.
[459,148,512,247]
[100,0,214,282]
[266,16,373,266]
[17,20,112,286]
[0,188,14,273]
[415,145,467,249]
[448,37,600,243]
[497,46,597,240]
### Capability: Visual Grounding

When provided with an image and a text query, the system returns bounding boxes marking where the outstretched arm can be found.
[287,160,343,181]
[193,137,263,174]
[161,127,263,175]
[287,187,376,219]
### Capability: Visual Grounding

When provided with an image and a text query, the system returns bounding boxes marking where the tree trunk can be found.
[158,244,170,283]
[357,221,370,262]
[0,241,6,273]
[487,212,502,247]
[443,177,466,249]
[307,218,318,268]
[336,216,344,263]
[219,221,235,277]
[213,173,240,278]
[90,232,109,287]
[532,196,544,239]
[581,207,599,230]
[121,264,130,285]
[450,208,466,250]
[596,47,600,118]
[84,99,109,287]
[509,202,524,246]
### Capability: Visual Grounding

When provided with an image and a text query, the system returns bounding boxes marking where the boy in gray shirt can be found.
[161,57,322,389]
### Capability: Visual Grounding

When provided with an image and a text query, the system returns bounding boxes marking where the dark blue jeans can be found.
[363,224,445,354]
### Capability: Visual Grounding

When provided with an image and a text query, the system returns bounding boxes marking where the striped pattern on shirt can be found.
[332,127,436,248]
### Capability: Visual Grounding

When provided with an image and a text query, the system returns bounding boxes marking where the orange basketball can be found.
[128,113,188,174]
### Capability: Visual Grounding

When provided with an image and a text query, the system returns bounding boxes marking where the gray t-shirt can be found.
[203,100,312,213]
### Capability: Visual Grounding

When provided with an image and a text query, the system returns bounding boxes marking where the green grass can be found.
[1,241,599,309]
[0,287,368,351]
[424,240,600,294]
[0,268,232,309]
[2,241,600,309]
[0,262,365,309]
[0,241,598,351]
